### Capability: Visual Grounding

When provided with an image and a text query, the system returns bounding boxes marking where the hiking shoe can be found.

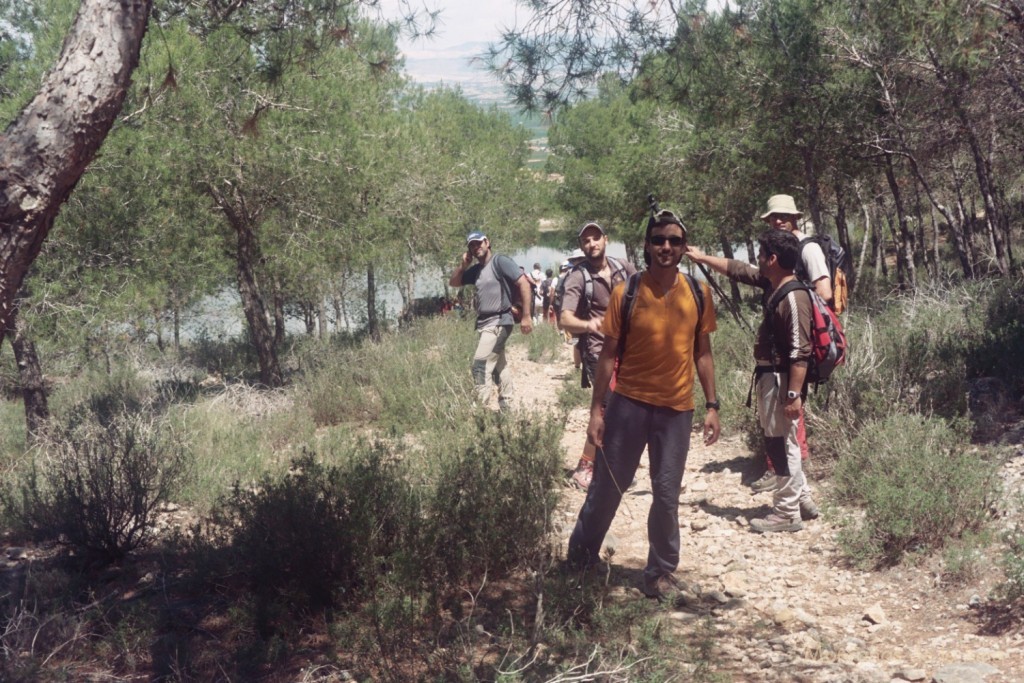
[750,513,803,533]
[571,459,594,490]
[799,499,820,521]
[749,471,779,493]
[642,573,684,601]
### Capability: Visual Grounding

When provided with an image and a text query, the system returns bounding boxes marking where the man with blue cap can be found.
[449,231,533,410]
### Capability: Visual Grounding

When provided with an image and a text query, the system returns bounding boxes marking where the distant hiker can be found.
[449,231,533,411]
[567,209,720,600]
[531,262,544,324]
[559,221,636,490]
[540,268,555,324]
[554,261,570,327]
[686,228,819,532]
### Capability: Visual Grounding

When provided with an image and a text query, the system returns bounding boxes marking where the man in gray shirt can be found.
[449,231,533,410]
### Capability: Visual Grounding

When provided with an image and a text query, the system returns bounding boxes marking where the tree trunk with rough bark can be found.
[833,183,855,293]
[883,154,915,290]
[0,0,152,345]
[902,150,973,280]
[205,183,283,388]
[720,238,742,306]
[800,146,824,236]
[367,264,381,342]
[6,300,48,439]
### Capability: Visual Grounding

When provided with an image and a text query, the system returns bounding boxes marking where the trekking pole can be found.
[646,194,755,335]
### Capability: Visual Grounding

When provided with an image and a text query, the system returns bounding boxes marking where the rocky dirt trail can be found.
[507,339,1024,683]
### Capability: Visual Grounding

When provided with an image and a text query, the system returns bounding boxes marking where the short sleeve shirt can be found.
[601,272,717,411]
[793,230,829,284]
[561,257,637,358]
[463,254,520,330]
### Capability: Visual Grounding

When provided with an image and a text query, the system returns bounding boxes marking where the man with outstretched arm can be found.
[750,195,825,492]
[449,231,533,411]
[567,210,720,601]
[686,228,819,531]
[559,221,636,490]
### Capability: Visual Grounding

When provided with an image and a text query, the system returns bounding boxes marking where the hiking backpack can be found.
[552,257,628,323]
[766,280,847,386]
[492,256,525,323]
[797,234,849,314]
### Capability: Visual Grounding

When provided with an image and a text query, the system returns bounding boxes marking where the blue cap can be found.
[466,231,487,245]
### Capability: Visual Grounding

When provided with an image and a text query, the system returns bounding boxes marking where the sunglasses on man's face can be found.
[649,235,685,247]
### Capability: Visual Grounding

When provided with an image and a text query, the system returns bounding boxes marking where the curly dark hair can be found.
[757,228,800,271]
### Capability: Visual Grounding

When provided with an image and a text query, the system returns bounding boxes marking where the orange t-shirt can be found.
[602,272,717,411]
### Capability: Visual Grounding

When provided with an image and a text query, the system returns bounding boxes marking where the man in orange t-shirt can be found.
[567,210,720,601]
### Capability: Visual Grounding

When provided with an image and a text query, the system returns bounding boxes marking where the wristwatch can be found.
[786,390,801,401]
[705,400,720,411]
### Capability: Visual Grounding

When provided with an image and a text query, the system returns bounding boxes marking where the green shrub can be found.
[997,521,1024,603]
[703,307,759,435]
[557,368,590,411]
[941,530,990,586]
[208,446,421,611]
[806,283,979,464]
[296,316,476,431]
[833,414,998,566]
[425,412,562,586]
[519,322,563,362]
[8,406,189,564]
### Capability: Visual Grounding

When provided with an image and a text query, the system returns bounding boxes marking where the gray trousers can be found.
[756,372,813,520]
[568,393,693,582]
[472,325,514,410]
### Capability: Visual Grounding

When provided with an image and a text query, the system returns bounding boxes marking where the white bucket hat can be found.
[760,194,803,219]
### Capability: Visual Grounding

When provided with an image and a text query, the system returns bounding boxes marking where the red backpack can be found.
[767,280,847,385]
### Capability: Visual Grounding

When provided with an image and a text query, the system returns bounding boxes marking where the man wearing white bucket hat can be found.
[760,194,832,304]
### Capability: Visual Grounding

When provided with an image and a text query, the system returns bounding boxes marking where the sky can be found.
[379,0,526,54]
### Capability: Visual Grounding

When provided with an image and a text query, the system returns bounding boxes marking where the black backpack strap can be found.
[607,256,627,284]
[683,273,704,334]
[579,266,594,318]
[766,279,809,313]
[614,272,642,365]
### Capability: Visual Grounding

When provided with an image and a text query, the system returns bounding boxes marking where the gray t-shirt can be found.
[463,254,521,330]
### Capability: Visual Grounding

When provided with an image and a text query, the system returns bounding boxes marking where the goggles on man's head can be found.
[648,209,688,238]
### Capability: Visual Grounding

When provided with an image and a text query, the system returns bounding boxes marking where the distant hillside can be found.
[401,41,548,165]
[401,41,506,104]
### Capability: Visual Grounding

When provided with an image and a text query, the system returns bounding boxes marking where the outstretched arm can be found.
[685,246,741,278]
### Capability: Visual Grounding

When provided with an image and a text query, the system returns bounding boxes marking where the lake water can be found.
[183,240,746,339]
